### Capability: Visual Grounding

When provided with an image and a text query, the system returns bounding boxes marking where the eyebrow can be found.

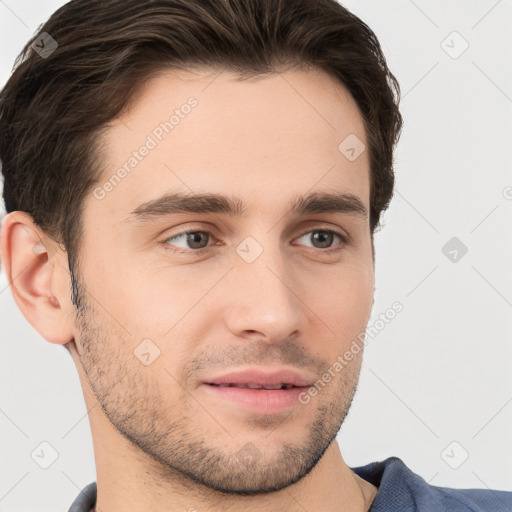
[124,190,368,223]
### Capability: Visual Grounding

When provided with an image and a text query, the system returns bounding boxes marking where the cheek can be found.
[309,263,374,338]
[85,255,195,336]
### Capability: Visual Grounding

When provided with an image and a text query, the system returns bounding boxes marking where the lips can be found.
[209,383,295,390]
[204,369,313,389]
[201,369,314,413]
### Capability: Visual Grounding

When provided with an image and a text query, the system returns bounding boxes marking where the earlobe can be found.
[0,211,74,345]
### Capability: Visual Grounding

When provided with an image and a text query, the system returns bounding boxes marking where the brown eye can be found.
[295,229,347,251]
[163,230,213,252]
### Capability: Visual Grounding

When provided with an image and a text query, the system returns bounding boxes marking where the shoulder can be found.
[68,481,97,512]
[432,485,512,512]
[351,456,512,512]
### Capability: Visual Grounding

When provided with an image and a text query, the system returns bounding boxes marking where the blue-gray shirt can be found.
[68,456,512,511]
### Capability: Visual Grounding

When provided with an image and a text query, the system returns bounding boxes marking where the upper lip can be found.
[204,368,314,388]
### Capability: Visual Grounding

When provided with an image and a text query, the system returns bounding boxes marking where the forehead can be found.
[86,67,370,224]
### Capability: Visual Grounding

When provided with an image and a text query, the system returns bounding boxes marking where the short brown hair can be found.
[0,0,403,279]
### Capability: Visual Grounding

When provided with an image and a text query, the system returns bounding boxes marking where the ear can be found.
[0,211,74,345]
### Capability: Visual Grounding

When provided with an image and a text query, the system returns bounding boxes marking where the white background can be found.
[1,1,511,511]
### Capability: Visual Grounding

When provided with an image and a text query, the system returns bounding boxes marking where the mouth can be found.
[206,383,299,390]
[201,368,314,413]
[205,368,313,387]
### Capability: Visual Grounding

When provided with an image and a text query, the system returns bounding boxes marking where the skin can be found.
[1,67,379,511]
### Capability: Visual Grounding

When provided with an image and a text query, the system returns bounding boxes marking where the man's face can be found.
[70,67,375,494]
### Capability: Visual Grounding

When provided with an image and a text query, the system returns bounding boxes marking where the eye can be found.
[163,230,213,253]
[161,227,348,255]
[294,228,347,252]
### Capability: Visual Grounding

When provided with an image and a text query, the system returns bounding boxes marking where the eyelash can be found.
[161,227,348,255]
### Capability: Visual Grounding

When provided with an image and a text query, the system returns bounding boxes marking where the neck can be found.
[91,430,376,512]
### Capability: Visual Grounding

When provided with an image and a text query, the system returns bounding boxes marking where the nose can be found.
[221,240,307,344]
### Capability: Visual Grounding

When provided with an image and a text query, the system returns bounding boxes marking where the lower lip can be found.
[202,384,309,413]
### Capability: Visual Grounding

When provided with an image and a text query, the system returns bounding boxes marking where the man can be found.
[0,0,510,511]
